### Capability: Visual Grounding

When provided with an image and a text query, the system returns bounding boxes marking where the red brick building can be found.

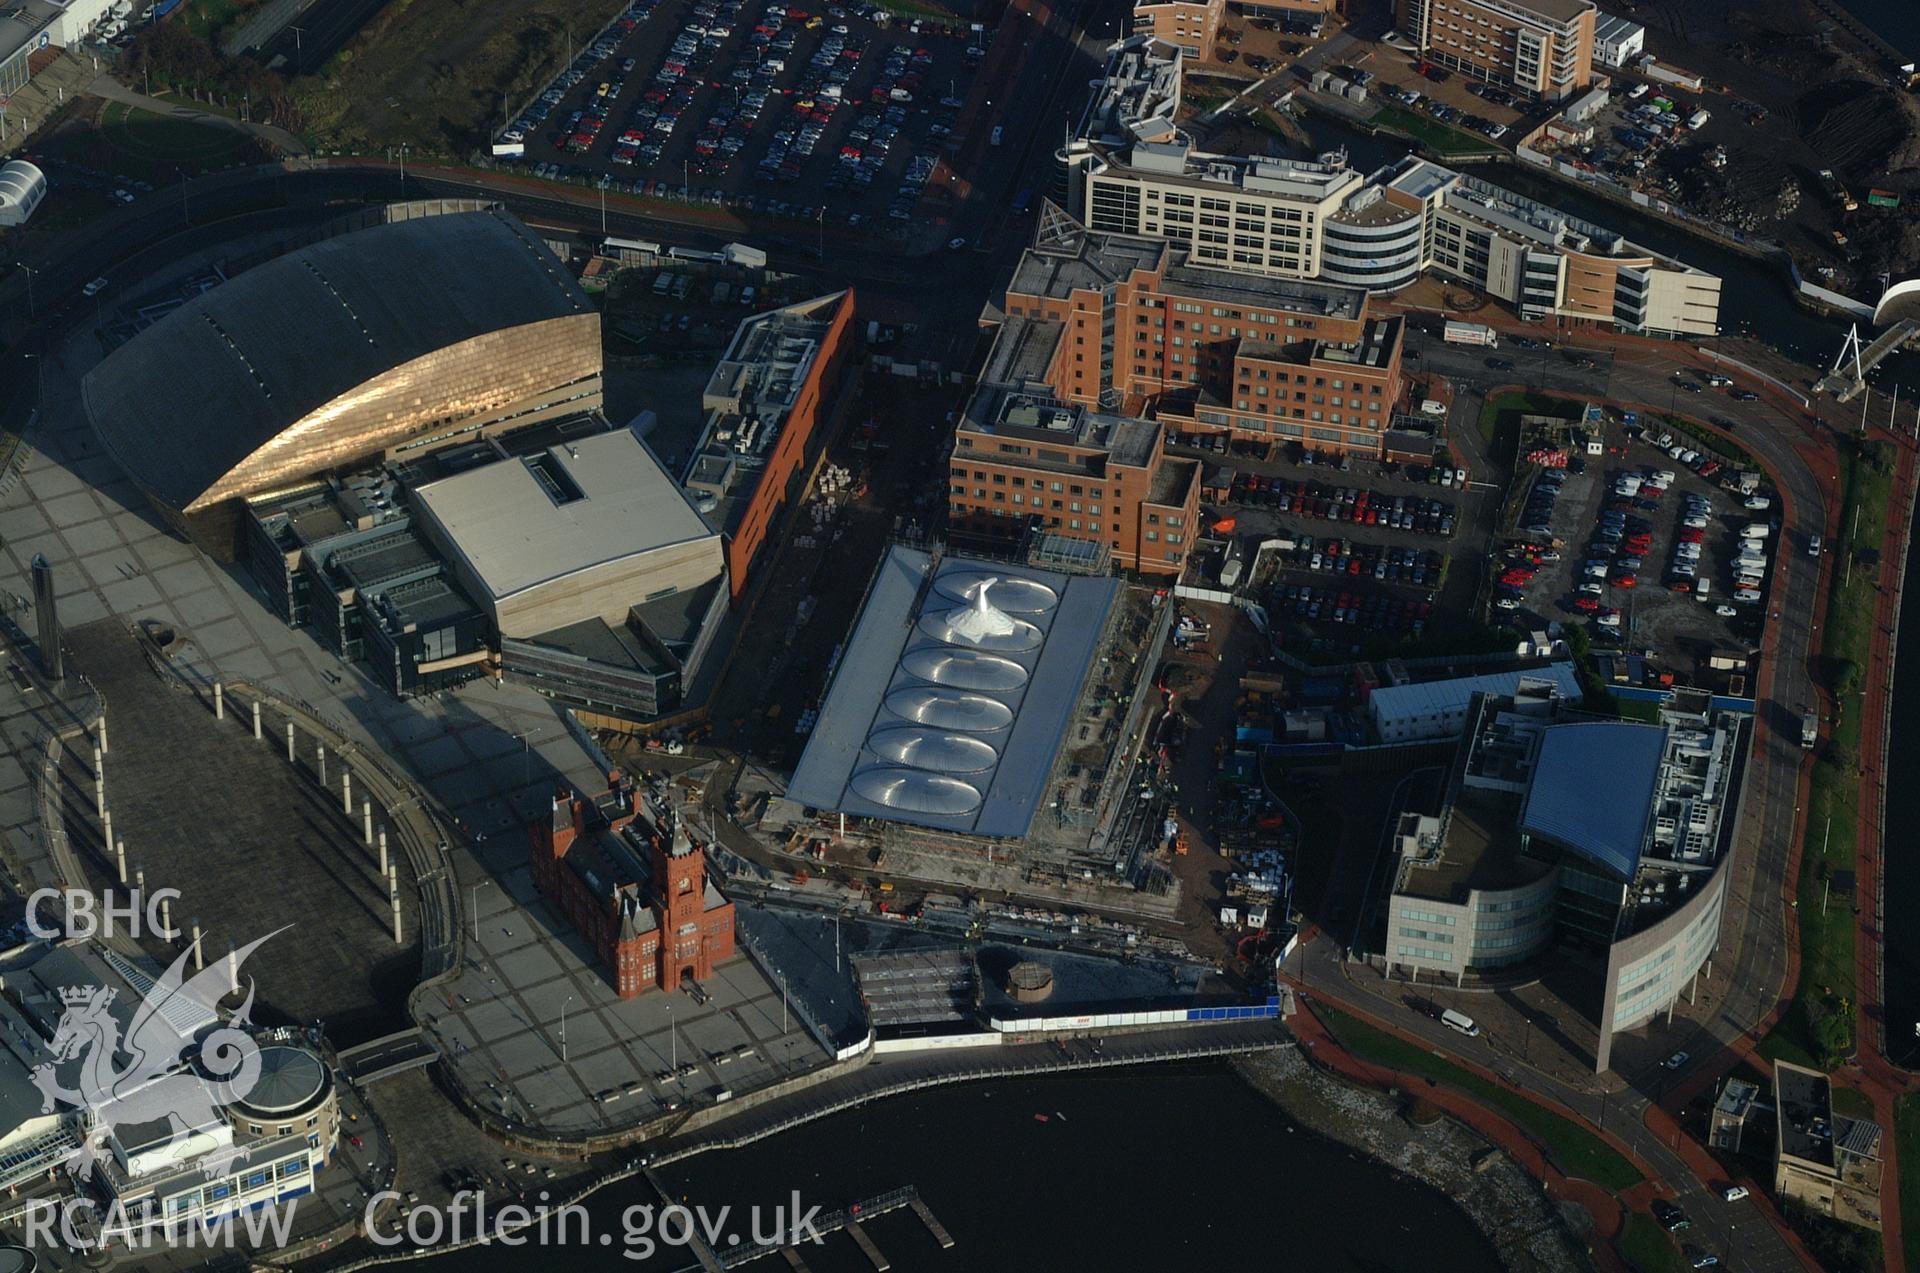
[529,769,736,996]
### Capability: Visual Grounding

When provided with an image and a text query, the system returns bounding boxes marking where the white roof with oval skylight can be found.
[786,547,1121,838]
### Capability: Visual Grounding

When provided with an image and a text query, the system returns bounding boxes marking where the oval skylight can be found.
[868,726,1000,773]
[900,647,1030,691]
[884,687,1016,732]
[850,768,983,816]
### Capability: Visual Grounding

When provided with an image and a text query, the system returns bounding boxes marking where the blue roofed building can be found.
[1387,683,1749,1072]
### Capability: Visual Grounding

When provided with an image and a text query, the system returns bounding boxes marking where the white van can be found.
[1694,579,1711,598]
[1741,523,1771,539]
[1441,1009,1481,1037]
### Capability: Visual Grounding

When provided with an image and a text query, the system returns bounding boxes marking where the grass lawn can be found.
[1621,1213,1686,1273]
[1763,435,1892,1066]
[1663,413,1759,471]
[1373,104,1501,157]
[36,101,258,185]
[1611,696,1664,722]
[1897,1095,1920,1270]
[173,0,258,43]
[294,0,629,155]
[1831,1085,1875,1119]
[1318,1004,1644,1191]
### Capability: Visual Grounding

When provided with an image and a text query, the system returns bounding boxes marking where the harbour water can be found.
[1878,510,1920,1065]
[423,1064,1500,1270]
[1836,0,1920,58]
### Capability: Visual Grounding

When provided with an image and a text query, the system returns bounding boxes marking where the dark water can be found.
[424,1064,1498,1271]
[1880,509,1920,1065]
[1837,0,1920,57]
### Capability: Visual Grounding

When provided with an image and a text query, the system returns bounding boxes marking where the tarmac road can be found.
[1301,325,1835,1272]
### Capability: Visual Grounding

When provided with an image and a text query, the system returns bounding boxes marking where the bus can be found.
[602,235,662,258]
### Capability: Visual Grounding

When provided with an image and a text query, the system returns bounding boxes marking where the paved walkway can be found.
[87,75,308,157]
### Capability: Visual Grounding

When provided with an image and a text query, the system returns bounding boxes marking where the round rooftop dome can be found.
[232,1045,331,1117]
[0,1245,37,1273]
[1005,961,1055,1003]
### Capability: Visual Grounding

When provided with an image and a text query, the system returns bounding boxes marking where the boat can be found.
[1033,1113,1049,1123]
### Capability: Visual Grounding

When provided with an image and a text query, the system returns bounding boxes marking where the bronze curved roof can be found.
[83,209,591,512]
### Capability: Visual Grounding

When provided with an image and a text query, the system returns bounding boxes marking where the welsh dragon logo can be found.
[29,931,283,1182]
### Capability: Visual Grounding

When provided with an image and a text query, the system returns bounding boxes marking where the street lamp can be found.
[19,264,37,318]
[666,1002,677,1070]
[470,879,492,944]
[560,994,574,1063]
[1521,1015,1533,1064]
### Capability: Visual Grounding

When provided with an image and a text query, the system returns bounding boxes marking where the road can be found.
[0,117,1869,1271]
[1292,322,1842,1271]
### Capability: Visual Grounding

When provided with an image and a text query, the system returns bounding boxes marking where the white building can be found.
[1591,12,1644,69]
[0,160,47,228]
[412,425,724,641]
[1370,663,1582,742]
[1057,41,1722,336]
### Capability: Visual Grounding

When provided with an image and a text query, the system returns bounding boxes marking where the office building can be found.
[1000,211,1406,459]
[683,291,855,599]
[85,206,602,554]
[0,0,119,99]
[1368,663,1581,742]
[1386,685,1749,1071]
[1129,0,1218,57]
[950,384,1200,576]
[1064,42,1366,279]
[1059,43,1718,335]
[1396,0,1598,101]
[1773,1061,1884,1229]
[0,940,337,1236]
[1590,12,1644,68]
[1129,0,1332,58]
[530,769,737,997]
[1374,157,1722,335]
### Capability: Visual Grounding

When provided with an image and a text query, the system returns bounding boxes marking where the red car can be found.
[1573,596,1601,612]
[1611,574,1638,589]
[1669,580,1694,593]
[1679,528,1705,544]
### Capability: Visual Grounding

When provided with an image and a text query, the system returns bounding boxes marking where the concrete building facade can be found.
[1060,41,1719,336]
[1396,0,1597,100]
[1385,685,1749,1072]
[1773,1061,1884,1229]
[1590,12,1644,68]
[1376,157,1722,335]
